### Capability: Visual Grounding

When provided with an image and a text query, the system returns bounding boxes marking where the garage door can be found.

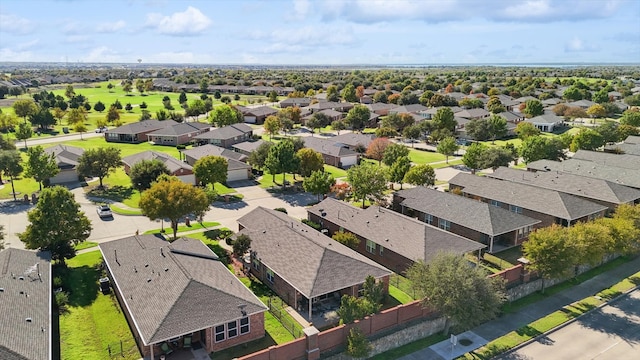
[340,155,358,168]
[177,174,196,185]
[227,169,249,182]
[244,116,257,124]
[50,170,78,184]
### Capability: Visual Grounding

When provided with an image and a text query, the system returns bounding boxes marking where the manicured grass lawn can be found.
[431,159,463,169]
[43,136,184,159]
[143,221,220,235]
[369,333,448,360]
[214,182,236,195]
[323,164,348,179]
[59,250,140,360]
[258,172,298,189]
[389,285,414,305]
[110,205,143,215]
[408,149,446,164]
[494,246,523,266]
[74,241,98,251]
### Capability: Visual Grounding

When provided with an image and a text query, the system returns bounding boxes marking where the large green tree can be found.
[263,115,282,140]
[488,115,508,143]
[462,142,487,174]
[515,122,541,140]
[248,141,273,170]
[129,159,170,191]
[209,104,243,127]
[345,105,371,132]
[15,122,33,149]
[30,107,56,129]
[139,175,210,240]
[341,84,358,102]
[407,252,505,335]
[479,147,515,171]
[0,150,23,200]
[347,162,388,208]
[523,225,577,292]
[382,142,410,167]
[303,170,335,201]
[19,186,92,264]
[520,136,565,163]
[569,129,605,152]
[388,156,411,189]
[77,147,122,187]
[264,140,299,189]
[436,136,459,164]
[25,146,59,191]
[12,99,38,123]
[465,118,492,141]
[297,148,324,178]
[194,155,228,187]
[403,164,436,187]
[432,107,457,132]
[523,99,544,118]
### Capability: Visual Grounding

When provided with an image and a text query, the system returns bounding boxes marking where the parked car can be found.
[96,204,112,218]
[95,127,108,133]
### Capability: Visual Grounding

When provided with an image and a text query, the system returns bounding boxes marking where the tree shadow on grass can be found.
[212,332,278,360]
[515,325,542,338]
[87,185,134,203]
[57,265,100,307]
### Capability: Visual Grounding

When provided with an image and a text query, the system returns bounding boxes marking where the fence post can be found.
[108,344,112,357]
[120,340,123,356]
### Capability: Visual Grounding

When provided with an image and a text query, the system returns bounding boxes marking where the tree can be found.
[487,97,505,113]
[111,99,123,110]
[0,112,18,135]
[347,162,388,208]
[465,118,492,141]
[570,221,610,267]
[407,252,504,335]
[586,104,606,119]
[382,142,410,167]
[15,122,33,149]
[76,147,122,188]
[263,115,281,140]
[382,113,415,132]
[178,91,188,104]
[569,129,605,152]
[106,105,120,124]
[403,124,422,145]
[332,230,360,250]
[0,150,23,200]
[341,84,357,102]
[139,175,210,240]
[29,107,56,130]
[107,83,114,92]
[209,104,243,127]
[338,295,374,324]
[124,103,133,112]
[267,90,278,103]
[233,234,252,257]
[363,275,385,312]
[303,170,335,201]
[326,85,339,102]
[122,82,132,95]
[92,101,106,113]
[129,159,170,191]
[64,85,75,99]
[375,127,398,138]
[523,99,544,118]
[620,110,640,127]
[331,119,346,134]
[403,164,436,187]
[523,225,577,292]
[346,329,371,359]
[365,138,391,165]
[135,79,145,95]
[515,121,541,140]
[264,140,299,189]
[432,107,457,132]
[12,99,38,123]
[436,136,459,164]
[297,148,324,178]
[25,146,58,191]
[66,107,86,126]
[594,121,621,144]
[388,156,411,189]
[186,99,207,119]
[19,186,91,263]
[345,105,371,132]
[520,136,565,163]
[194,155,228,187]
[248,141,273,170]
[479,147,514,170]
[462,142,487,174]
[488,115,508,143]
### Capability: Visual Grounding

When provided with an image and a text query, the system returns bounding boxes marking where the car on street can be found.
[95,127,108,133]
[96,204,112,218]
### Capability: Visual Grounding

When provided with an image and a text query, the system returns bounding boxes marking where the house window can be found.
[490,200,501,207]
[252,258,260,270]
[518,226,533,239]
[240,317,250,335]
[438,219,451,231]
[227,321,238,338]
[379,245,384,256]
[215,324,225,342]
[425,213,433,225]
[366,240,376,254]
[266,269,274,283]
[510,205,523,214]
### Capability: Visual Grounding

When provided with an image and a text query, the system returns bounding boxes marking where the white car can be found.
[95,127,108,133]
[96,204,112,218]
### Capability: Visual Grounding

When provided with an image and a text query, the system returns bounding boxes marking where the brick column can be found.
[304,326,320,360]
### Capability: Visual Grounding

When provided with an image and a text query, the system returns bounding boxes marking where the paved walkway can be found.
[399,255,640,360]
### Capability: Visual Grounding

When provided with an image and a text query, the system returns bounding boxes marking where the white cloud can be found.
[16,39,40,51]
[502,0,552,18]
[292,0,311,20]
[96,20,126,33]
[145,6,212,36]
[82,46,124,63]
[250,25,355,47]
[0,47,34,61]
[565,37,599,52]
[0,13,35,35]
[65,35,90,44]
[62,22,84,35]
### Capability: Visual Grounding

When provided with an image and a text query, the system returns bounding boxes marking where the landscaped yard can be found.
[143,221,220,235]
[408,148,446,164]
[58,250,140,360]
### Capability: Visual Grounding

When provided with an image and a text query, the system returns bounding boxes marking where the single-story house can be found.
[388,104,428,116]
[303,136,359,169]
[604,135,640,155]
[393,187,541,253]
[193,123,253,148]
[147,122,210,147]
[306,101,354,113]
[232,140,266,157]
[0,248,52,360]
[567,99,596,109]
[365,103,398,116]
[279,98,311,108]
[359,95,373,104]
[43,144,84,184]
[121,151,195,185]
[99,236,267,358]
[454,108,490,120]
[308,198,485,273]
[181,145,251,182]
[523,113,564,132]
[237,207,392,320]
[242,106,278,124]
[572,149,640,170]
[526,158,640,190]
[105,120,178,144]
[332,133,375,151]
[448,173,608,227]
[488,166,640,212]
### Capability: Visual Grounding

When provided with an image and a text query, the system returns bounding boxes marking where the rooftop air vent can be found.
[26,318,32,323]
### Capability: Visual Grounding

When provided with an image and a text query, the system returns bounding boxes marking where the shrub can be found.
[55,291,69,314]
[346,328,371,358]
[273,207,288,214]
[233,234,252,257]
[301,219,321,230]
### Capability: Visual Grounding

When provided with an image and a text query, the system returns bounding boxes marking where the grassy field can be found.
[59,251,140,360]
[408,149,446,164]
[143,221,220,235]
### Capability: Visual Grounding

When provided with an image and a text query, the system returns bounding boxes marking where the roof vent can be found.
[18,276,24,281]
[0,288,4,292]
[147,278,152,283]
[26,318,32,323]
[164,268,169,272]
[144,264,149,267]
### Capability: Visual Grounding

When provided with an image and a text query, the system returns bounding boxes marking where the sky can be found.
[0,0,639,65]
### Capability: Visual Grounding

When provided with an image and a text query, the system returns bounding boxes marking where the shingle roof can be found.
[308,198,484,264]
[365,103,398,112]
[396,187,540,236]
[106,120,176,135]
[389,104,428,114]
[244,106,278,117]
[454,108,490,119]
[0,249,51,360]
[604,143,640,156]
[121,151,192,174]
[43,144,84,168]
[147,122,209,136]
[624,135,640,144]
[99,236,267,345]
[449,173,608,221]
[237,207,391,298]
[193,123,252,141]
[232,140,265,154]
[181,144,247,162]
[489,166,640,206]
[303,137,358,157]
[332,133,375,148]
[524,113,563,125]
[526,159,640,189]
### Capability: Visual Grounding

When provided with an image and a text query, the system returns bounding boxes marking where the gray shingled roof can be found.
[489,166,640,205]
[572,150,640,170]
[303,137,358,157]
[396,187,540,236]
[99,235,266,345]
[449,173,608,221]
[106,120,176,135]
[333,133,375,149]
[237,207,391,298]
[308,198,484,264]
[526,159,640,189]
[524,113,563,125]
[181,144,247,162]
[43,144,84,168]
[147,122,209,136]
[232,140,265,154]
[624,135,640,144]
[244,106,278,117]
[0,249,51,360]
[193,123,252,141]
[604,143,640,156]
[121,151,192,174]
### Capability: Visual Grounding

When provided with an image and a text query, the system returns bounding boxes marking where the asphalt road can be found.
[498,288,640,360]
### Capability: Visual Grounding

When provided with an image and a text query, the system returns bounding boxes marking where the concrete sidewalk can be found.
[399,255,640,360]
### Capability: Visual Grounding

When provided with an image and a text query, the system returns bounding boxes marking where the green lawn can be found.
[431,159,464,169]
[408,149,446,164]
[74,241,98,251]
[389,285,414,305]
[110,205,143,216]
[59,251,140,360]
[258,171,298,189]
[143,221,220,235]
[323,164,348,179]
[370,333,448,360]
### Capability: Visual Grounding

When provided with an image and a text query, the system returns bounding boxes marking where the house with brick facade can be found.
[99,235,267,359]
[121,151,195,185]
[146,122,211,146]
[393,187,541,253]
[526,158,640,189]
[193,123,253,148]
[43,144,84,184]
[237,207,391,321]
[303,137,359,169]
[105,120,178,144]
[180,144,251,183]
[448,173,608,228]
[307,198,485,273]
